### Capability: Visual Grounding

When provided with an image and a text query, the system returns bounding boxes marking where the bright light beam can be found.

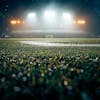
[62,12,74,26]
[27,12,37,24]
[10,20,17,25]
[62,13,73,20]
[44,10,56,22]
[28,13,36,18]
[44,11,55,17]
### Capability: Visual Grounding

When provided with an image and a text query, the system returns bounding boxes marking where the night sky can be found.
[0,0,100,16]
[0,0,100,35]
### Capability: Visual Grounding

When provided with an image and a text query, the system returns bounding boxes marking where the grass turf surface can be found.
[0,38,100,100]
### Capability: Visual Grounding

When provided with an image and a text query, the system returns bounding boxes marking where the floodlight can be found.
[44,10,56,18]
[17,20,21,24]
[28,13,36,19]
[10,20,17,25]
[27,12,37,24]
[73,20,86,25]
[43,10,56,24]
[62,13,73,20]
[62,12,74,25]
[44,10,56,22]
[77,20,86,24]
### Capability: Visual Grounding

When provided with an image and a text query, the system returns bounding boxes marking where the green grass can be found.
[0,38,100,99]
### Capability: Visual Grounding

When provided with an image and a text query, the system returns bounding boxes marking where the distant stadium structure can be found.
[7,10,89,37]
[45,35,54,38]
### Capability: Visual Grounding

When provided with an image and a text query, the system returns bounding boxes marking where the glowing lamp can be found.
[10,20,17,25]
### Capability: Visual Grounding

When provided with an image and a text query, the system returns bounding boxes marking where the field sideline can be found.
[0,38,100,44]
[0,38,100,55]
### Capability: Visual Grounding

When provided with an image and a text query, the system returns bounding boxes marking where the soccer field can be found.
[0,38,100,100]
[1,38,100,43]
